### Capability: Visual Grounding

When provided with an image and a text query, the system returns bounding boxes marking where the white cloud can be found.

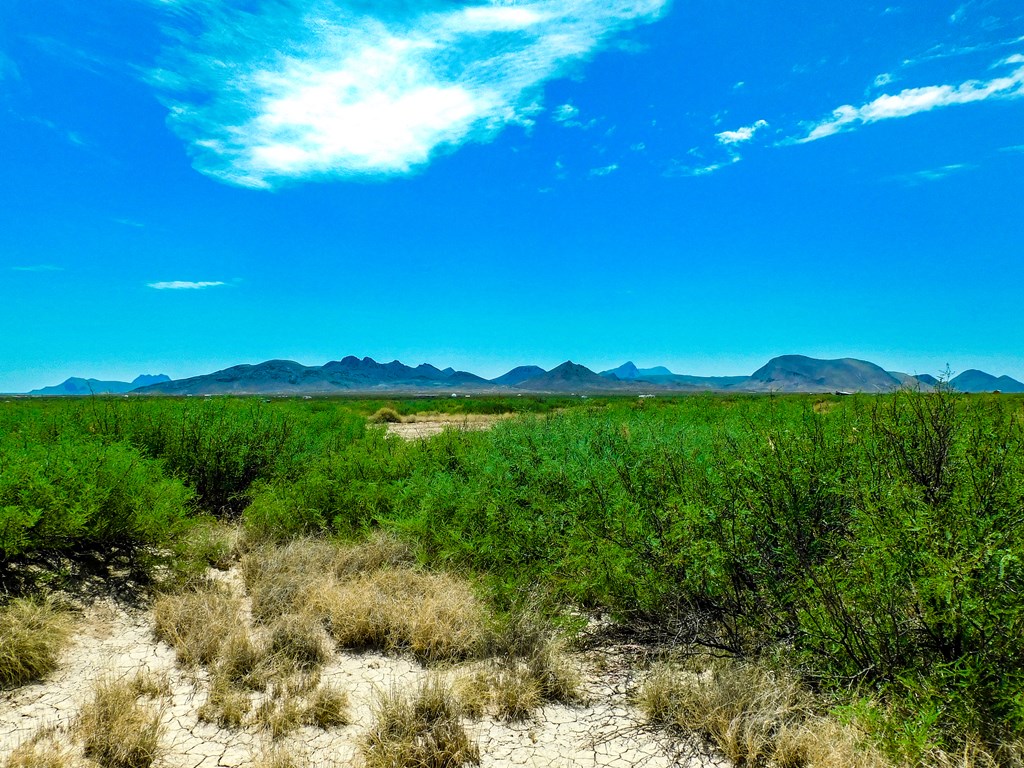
[873,72,894,88]
[665,155,741,177]
[589,163,618,176]
[151,0,669,188]
[715,119,767,145]
[147,281,226,290]
[552,103,580,122]
[802,57,1024,142]
[11,265,63,272]
[893,163,973,184]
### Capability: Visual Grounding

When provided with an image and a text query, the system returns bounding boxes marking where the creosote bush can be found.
[362,677,480,768]
[0,598,72,689]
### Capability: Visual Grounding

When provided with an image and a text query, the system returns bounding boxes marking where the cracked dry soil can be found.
[1,567,709,768]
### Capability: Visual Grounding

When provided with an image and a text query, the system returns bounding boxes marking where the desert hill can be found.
[29,374,170,396]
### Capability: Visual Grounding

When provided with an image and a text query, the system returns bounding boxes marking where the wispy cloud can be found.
[589,163,618,177]
[665,155,740,178]
[715,119,768,145]
[113,218,146,228]
[151,0,669,188]
[0,50,20,81]
[11,265,63,272]
[147,280,225,290]
[552,103,579,123]
[800,56,1024,142]
[891,163,974,185]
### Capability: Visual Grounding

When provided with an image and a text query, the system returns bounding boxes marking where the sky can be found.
[1,0,1023,392]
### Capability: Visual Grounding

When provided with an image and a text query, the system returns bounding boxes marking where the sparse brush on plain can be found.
[152,581,240,666]
[369,407,404,424]
[77,676,165,768]
[0,597,72,689]
[362,677,480,768]
[638,657,812,767]
[3,731,76,768]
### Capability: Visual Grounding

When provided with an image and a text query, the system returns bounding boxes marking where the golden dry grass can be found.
[152,581,241,666]
[3,731,77,768]
[267,612,333,670]
[77,676,165,768]
[362,677,480,768]
[639,657,811,766]
[639,657,897,768]
[252,746,306,768]
[301,683,350,729]
[314,568,488,663]
[0,598,72,689]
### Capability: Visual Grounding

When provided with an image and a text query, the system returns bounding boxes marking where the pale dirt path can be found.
[1,571,704,768]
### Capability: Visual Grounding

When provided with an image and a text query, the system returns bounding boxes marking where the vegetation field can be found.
[2,389,1023,766]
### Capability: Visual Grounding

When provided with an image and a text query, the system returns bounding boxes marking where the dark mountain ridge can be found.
[29,374,170,396]
[25,356,1024,396]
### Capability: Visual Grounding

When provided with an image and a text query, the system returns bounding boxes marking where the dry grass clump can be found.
[242,534,419,625]
[252,746,306,768]
[331,532,416,576]
[639,657,813,767]
[316,568,488,662]
[152,581,241,666]
[3,731,77,768]
[450,608,583,722]
[267,612,333,670]
[923,738,1024,768]
[242,539,339,624]
[213,625,269,688]
[638,657,893,768]
[0,597,72,689]
[302,683,351,728]
[199,675,252,728]
[77,676,165,768]
[362,677,480,768]
[369,407,404,424]
[255,690,306,740]
[773,717,891,768]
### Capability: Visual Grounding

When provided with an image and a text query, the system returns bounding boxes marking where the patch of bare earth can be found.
[385,414,513,440]
[1,567,706,768]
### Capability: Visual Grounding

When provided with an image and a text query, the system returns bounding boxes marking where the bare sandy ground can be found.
[1,569,706,768]
[385,414,513,440]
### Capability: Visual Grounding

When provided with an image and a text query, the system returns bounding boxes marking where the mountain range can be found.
[27,374,170,396]
[17,356,1024,396]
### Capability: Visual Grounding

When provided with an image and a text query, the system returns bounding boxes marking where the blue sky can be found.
[2,0,1022,391]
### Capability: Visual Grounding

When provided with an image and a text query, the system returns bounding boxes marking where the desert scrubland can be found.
[2,390,1023,767]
